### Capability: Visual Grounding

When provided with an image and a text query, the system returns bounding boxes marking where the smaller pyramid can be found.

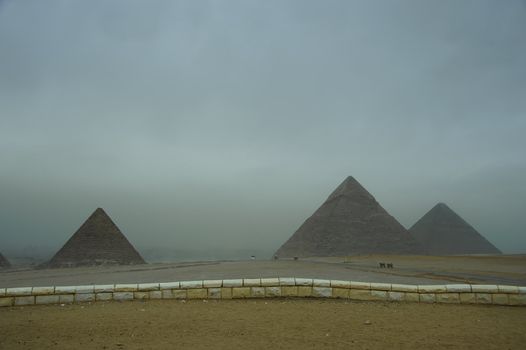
[45,208,146,268]
[409,203,501,255]
[0,252,11,268]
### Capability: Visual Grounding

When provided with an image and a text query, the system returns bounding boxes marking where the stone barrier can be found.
[1,278,525,307]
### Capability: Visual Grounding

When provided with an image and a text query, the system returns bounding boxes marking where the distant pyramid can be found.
[45,208,146,268]
[275,176,422,258]
[0,252,11,268]
[409,203,501,255]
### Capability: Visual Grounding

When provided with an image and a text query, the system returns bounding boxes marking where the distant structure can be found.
[275,176,422,258]
[45,208,146,268]
[0,252,11,268]
[409,203,501,255]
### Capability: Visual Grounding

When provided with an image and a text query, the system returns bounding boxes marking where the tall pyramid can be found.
[275,176,422,258]
[0,252,11,268]
[409,203,501,255]
[45,208,146,268]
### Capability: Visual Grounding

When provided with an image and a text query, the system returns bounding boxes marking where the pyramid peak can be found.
[435,202,450,209]
[327,176,373,201]
[90,208,112,219]
[430,203,458,216]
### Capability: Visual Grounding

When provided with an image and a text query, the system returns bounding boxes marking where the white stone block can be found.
[0,288,5,297]
[180,280,203,289]
[243,278,261,287]
[312,279,330,287]
[203,280,223,288]
[208,288,222,299]
[498,285,519,294]
[75,285,95,294]
[222,279,243,287]
[96,293,113,301]
[436,293,460,303]
[265,286,281,297]
[36,295,60,305]
[294,278,313,286]
[58,295,74,303]
[350,281,370,290]
[75,293,95,302]
[161,290,174,299]
[418,285,446,293]
[114,292,134,301]
[445,284,471,293]
[251,287,265,297]
[279,277,295,286]
[261,278,280,286]
[471,285,498,293]
[370,283,391,291]
[149,291,162,299]
[419,293,436,303]
[476,293,492,304]
[6,287,32,296]
[388,291,404,301]
[159,282,179,290]
[519,286,526,294]
[0,297,13,307]
[312,287,332,297]
[15,296,35,305]
[114,284,137,292]
[331,280,351,288]
[32,286,55,295]
[173,290,187,299]
[371,290,388,299]
[55,286,76,294]
[509,294,526,305]
[94,285,114,293]
[390,284,418,292]
[138,283,159,291]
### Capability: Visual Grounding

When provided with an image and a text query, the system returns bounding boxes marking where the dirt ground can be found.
[1,299,525,350]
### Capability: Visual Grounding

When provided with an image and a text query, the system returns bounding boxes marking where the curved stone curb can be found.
[1,278,525,307]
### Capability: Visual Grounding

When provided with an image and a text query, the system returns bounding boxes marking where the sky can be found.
[1,0,525,260]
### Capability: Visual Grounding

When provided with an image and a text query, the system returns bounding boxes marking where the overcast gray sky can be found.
[1,0,525,259]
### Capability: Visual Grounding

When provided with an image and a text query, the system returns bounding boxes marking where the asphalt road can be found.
[2,255,525,288]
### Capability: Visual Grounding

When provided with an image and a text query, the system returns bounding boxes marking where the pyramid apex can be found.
[92,207,110,217]
[431,202,455,213]
[327,175,372,201]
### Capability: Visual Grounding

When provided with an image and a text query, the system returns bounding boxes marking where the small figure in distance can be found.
[379,262,386,268]
[293,256,299,261]
[387,263,394,268]
[250,255,256,260]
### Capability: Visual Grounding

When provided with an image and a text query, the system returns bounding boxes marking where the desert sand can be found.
[1,299,525,350]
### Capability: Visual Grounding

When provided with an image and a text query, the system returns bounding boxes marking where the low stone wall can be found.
[1,278,525,307]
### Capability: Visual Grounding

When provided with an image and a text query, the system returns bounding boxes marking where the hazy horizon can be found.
[1,0,525,260]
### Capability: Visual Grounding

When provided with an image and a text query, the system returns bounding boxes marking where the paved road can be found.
[0,258,526,287]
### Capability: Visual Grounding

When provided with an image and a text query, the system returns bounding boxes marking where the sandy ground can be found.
[1,299,525,350]
[1,255,525,288]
